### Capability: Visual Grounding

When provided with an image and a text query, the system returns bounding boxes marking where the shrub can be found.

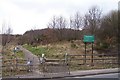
[101,42,109,49]
[95,41,110,50]
[71,43,78,48]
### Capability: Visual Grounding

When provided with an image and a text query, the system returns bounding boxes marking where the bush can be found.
[101,42,109,49]
[71,43,78,48]
[95,42,109,50]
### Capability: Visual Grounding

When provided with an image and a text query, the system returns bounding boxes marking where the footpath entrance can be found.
[2,58,70,78]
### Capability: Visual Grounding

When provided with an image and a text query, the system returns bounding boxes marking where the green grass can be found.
[23,44,48,57]
[15,50,24,58]
[23,44,67,59]
[2,45,26,77]
[22,42,118,71]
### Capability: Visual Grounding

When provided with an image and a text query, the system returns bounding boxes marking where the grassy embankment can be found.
[2,45,25,77]
[23,40,118,71]
[2,45,24,59]
[23,40,85,59]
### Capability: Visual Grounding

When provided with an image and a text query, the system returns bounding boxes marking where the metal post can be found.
[32,57,34,76]
[41,54,45,77]
[16,58,17,71]
[65,53,68,64]
[65,53,70,75]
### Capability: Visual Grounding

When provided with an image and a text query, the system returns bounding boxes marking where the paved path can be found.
[69,68,119,77]
[13,46,69,78]
[6,68,119,78]
[18,45,40,76]
[18,46,39,66]
[78,73,119,78]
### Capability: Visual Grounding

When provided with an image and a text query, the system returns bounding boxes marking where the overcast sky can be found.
[0,0,119,34]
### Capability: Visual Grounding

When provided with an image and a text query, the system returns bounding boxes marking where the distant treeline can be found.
[1,6,119,50]
[19,28,83,45]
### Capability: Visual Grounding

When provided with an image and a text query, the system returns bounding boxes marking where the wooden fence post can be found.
[84,42,87,65]
[91,42,94,66]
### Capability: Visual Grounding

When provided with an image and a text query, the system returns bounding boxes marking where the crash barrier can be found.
[2,58,70,78]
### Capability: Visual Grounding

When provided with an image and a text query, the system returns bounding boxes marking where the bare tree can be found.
[56,16,67,29]
[48,16,67,41]
[2,22,13,46]
[83,6,102,35]
[69,17,73,29]
[48,16,57,29]
[99,10,118,46]
[70,12,83,39]
[72,12,83,30]
[57,16,67,41]
[48,16,67,29]
[70,12,83,30]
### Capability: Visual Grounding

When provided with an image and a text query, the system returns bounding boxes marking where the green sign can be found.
[83,35,94,43]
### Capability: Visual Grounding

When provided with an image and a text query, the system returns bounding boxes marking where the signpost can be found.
[83,35,94,43]
[83,35,95,66]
